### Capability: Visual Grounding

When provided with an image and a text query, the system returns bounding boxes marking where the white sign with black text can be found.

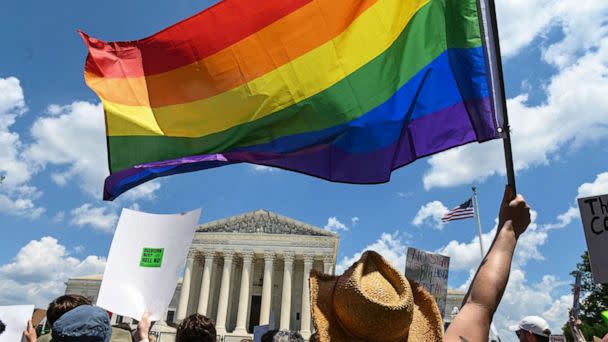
[578,194,608,284]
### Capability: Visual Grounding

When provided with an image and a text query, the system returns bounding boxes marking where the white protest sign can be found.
[0,305,34,342]
[550,335,567,342]
[405,247,450,317]
[97,208,201,321]
[578,194,608,283]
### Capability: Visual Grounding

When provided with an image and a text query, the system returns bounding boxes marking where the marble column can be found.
[280,251,295,330]
[176,252,194,321]
[300,254,314,338]
[323,254,334,274]
[197,250,214,316]
[234,250,254,335]
[215,250,234,335]
[259,251,275,325]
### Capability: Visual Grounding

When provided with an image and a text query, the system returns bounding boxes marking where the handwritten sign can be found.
[405,247,450,317]
[550,335,566,342]
[578,194,608,283]
[140,248,164,268]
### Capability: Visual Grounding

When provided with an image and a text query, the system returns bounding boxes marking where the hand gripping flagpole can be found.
[480,0,517,194]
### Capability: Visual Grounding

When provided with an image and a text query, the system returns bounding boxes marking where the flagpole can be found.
[483,0,517,194]
[472,186,485,256]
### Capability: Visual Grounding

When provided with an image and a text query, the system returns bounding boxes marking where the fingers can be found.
[502,185,514,206]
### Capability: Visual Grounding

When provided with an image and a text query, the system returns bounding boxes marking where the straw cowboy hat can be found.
[310,250,443,342]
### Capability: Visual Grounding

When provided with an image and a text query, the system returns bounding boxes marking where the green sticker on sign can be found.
[140,248,164,267]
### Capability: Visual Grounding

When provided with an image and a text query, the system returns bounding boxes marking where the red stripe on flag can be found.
[81,0,312,78]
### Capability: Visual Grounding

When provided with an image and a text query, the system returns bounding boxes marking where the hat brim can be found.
[508,324,520,332]
[310,271,443,342]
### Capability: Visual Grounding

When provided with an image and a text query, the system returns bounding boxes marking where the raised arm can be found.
[445,186,531,342]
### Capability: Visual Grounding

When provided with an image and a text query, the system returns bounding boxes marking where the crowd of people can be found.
[12,187,569,341]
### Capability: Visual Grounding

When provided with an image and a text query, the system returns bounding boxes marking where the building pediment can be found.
[197,209,336,237]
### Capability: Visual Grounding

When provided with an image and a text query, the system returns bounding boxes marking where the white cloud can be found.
[24,101,161,201]
[412,201,448,229]
[350,217,359,226]
[496,0,559,58]
[25,102,108,197]
[70,203,118,232]
[542,1,608,67]
[0,77,44,218]
[336,231,411,273]
[423,6,608,190]
[577,172,608,198]
[323,217,349,232]
[0,237,105,306]
[543,206,579,229]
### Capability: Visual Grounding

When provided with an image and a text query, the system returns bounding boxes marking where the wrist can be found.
[500,221,518,238]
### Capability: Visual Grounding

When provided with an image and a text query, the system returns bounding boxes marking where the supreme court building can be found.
[66,210,339,341]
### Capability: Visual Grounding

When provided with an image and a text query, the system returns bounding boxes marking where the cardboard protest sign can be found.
[578,194,608,283]
[0,305,34,342]
[97,208,201,321]
[405,247,450,317]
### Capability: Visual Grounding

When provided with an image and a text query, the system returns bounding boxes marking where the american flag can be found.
[442,198,475,222]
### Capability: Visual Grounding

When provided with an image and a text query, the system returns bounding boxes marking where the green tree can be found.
[562,252,608,341]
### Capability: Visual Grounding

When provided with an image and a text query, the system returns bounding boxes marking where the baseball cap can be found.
[509,316,551,337]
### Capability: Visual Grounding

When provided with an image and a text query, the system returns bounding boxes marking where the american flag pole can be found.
[472,186,485,257]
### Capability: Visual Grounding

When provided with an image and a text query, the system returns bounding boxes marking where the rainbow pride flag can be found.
[81,0,505,200]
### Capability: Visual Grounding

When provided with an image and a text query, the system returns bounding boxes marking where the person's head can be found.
[175,314,216,342]
[51,305,112,342]
[308,332,319,342]
[0,319,5,335]
[47,294,92,327]
[510,316,551,342]
[310,250,443,341]
[272,330,304,342]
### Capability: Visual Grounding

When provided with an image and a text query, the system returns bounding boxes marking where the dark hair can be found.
[308,332,319,342]
[0,319,6,335]
[533,333,550,342]
[47,294,92,327]
[176,314,216,342]
[261,329,278,342]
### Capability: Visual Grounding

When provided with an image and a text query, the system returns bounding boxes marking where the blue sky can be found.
[1,0,607,340]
